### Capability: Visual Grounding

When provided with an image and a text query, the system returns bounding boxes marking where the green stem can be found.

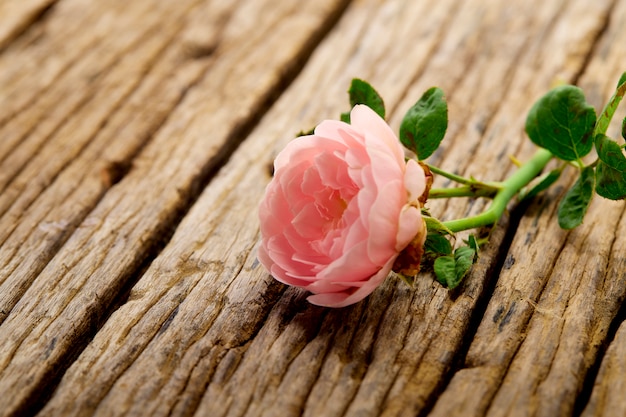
[428,185,498,199]
[442,148,554,233]
[426,164,475,185]
[594,74,626,137]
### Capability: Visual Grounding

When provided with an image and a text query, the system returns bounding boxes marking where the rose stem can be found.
[426,164,476,185]
[441,148,554,233]
[428,185,499,199]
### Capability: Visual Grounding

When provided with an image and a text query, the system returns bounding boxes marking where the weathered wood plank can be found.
[0,0,210,320]
[582,321,626,417]
[0,0,350,415]
[431,196,625,417]
[35,0,619,416]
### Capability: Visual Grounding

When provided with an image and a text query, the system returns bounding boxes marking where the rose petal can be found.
[314,120,364,149]
[404,159,426,202]
[291,203,327,239]
[395,205,421,251]
[315,151,355,191]
[317,241,377,282]
[306,256,396,307]
[350,105,404,166]
[366,180,404,265]
[366,145,403,189]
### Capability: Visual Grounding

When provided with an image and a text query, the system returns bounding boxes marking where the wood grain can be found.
[582,322,626,417]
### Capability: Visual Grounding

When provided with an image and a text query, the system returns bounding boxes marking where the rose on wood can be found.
[257,74,626,307]
[258,105,427,307]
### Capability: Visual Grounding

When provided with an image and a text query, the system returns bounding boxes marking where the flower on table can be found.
[258,105,427,307]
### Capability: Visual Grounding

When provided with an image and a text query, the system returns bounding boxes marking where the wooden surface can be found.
[1,0,625,416]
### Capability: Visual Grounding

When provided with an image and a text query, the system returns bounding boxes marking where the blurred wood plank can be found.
[0,0,210,323]
[0,0,350,415]
[34,0,622,416]
[0,0,57,49]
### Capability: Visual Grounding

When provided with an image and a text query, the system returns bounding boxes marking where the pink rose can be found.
[258,105,427,307]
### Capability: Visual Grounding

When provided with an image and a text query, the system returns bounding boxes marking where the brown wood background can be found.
[1,0,625,416]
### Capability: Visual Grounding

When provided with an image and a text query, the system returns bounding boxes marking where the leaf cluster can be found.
[429,234,479,289]
[525,73,626,229]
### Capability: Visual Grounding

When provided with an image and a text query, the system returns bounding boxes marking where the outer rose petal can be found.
[258,106,428,308]
[404,159,426,202]
[366,180,404,266]
[315,241,376,282]
[350,105,405,166]
[306,257,396,307]
[395,205,422,251]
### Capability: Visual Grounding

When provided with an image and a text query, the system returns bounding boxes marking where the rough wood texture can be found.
[0,0,625,416]
[582,322,626,417]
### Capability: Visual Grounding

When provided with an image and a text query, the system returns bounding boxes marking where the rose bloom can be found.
[258,105,427,307]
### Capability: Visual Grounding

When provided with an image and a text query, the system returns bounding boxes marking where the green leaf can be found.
[520,168,562,201]
[596,161,626,200]
[434,256,456,287]
[525,85,596,161]
[465,234,480,252]
[594,134,626,199]
[595,72,626,137]
[341,79,386,124]
[557,166,595,229]
[622,116,626,141]
[424,233,452,255]
[433,245,477,289]
[434,256,454,284]
[423,214,454,235]
[399,87,448,160]
[454,246,476,281]
[595,134,626,172]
